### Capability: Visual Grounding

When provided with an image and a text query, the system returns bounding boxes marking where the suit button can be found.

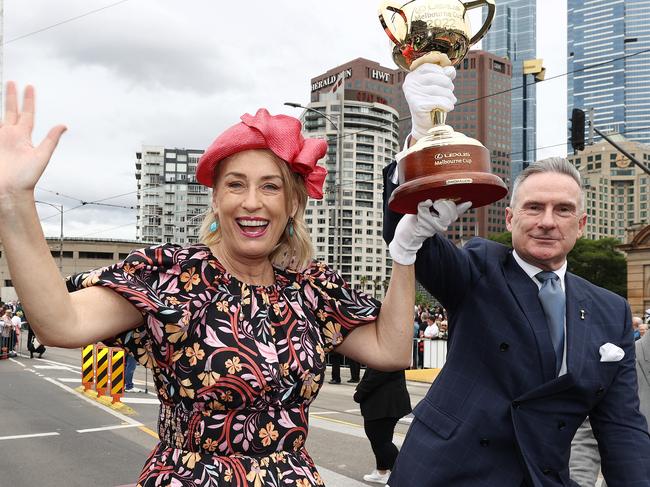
[479,438,490,447]
[596,386,605,396]
[512,400,521,409]
[542,467,552,475]
[499,342,509,352]
[557,421,566,430]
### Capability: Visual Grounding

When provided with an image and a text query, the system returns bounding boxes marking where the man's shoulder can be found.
[566,272,626,305]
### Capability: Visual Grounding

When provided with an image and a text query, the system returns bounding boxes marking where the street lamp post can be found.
[522,59,546,169]
[35,201,64,273]
[284,102,344,270]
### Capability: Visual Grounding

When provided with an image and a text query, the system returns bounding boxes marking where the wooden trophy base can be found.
[388,142,509,214]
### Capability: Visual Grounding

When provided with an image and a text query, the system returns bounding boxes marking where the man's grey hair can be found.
[509,156,584,211]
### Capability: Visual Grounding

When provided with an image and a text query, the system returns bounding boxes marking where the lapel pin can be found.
[580,309,586,320]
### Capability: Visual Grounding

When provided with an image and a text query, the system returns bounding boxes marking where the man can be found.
[570,316,650,486]
[382,64,650,486]
[384,155,650,485]
[639,322,648,338]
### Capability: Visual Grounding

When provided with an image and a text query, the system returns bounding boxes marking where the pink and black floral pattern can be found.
[66,243,381,486]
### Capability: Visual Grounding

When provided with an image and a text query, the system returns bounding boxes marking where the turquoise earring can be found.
[209,221,219,233]
[288,218,294,237]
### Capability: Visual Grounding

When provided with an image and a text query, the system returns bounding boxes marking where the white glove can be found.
[389,199,472,266]
[403,64,457,140]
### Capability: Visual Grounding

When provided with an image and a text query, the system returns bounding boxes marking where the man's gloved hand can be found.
[389,199,472,266]
[403,64,457,140]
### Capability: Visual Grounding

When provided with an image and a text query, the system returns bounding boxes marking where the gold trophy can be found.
[379,0,508,214]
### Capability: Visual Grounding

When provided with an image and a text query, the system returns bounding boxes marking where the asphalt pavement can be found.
[0,347,430,487]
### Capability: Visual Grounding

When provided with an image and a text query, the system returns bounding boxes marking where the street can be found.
[0,346,430,487]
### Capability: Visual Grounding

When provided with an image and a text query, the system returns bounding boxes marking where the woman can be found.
[0,83,437,486]
[354,367,411,484]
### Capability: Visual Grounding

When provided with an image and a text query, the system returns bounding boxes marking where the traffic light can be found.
[571,108,586,153]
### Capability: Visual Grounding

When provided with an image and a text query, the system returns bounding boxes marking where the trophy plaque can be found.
[379,0,508,214]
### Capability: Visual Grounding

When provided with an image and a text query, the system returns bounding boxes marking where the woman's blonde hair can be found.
[198,151,314,271]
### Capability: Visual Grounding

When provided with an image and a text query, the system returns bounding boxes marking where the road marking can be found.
[309,410,340,415]
[77,424,141,434]
[9,358,26,367]
[138,425,159,439]
[310,415,405,446]
[344,408,360,413]
[57,378,81,383]
[34,365,73,370]
[0,432,60,441]
[43,377,142,426]
[121,397,160,404]
[32,357,81,372]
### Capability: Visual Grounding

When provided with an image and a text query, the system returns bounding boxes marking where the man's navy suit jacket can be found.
[382,163,650,486]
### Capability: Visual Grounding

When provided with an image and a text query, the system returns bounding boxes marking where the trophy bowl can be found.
[379,0,508,214]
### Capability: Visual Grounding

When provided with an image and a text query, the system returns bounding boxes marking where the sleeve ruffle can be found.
[65,244,184,368]
[301,261,381,351]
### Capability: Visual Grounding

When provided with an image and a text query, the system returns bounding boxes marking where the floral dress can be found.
[66,243,381,486]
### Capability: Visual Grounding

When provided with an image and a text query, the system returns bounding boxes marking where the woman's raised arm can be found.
[0,83,143,348]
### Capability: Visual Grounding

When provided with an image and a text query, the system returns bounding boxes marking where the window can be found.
[78,251,115,259]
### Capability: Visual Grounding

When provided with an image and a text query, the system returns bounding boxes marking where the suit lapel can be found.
[565,273,590,379]
[502,252,557,382]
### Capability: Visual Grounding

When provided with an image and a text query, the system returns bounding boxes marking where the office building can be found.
[136,146,210,245]
[483,0,537,177]
[445,50,513,241]
[567,136,650,241]
[568,0,650,146]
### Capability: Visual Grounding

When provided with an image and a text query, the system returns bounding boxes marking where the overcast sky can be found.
[4,0,567,240]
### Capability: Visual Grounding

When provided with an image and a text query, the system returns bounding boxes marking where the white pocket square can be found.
[599,343,625,362]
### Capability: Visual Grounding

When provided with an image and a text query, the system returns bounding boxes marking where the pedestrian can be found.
[354,367,411,484]
[381,63,650,486]
[25,314,46,359]
[0,83,439,486]
[124,353,140,392]
[2,308,17,357]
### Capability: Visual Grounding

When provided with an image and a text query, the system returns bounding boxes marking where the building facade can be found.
[567,137,650,241]
[568,0,650,146]
[297,95,400,297]
[619,224,650,318]
[0,238,146,301]
[136,146,210,245]
[482,0,537,177]
[445,50,513,241]
[310,58,410,145]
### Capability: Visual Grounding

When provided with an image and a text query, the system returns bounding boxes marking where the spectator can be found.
[640,322,648,338]
[633,316,643,340]
[124,353,141,392]
[11,310,22,353]
[2,309,17,357]
[422,316,439,339]
[354,367,411,485]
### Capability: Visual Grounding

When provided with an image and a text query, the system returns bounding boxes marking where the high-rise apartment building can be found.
[135,146,209,245]
[310,58,410,145]
[567,0,650,146]
[567,137,650,241]
[445,50,513,241]
[483,0,537,177]
[297,94,400,297]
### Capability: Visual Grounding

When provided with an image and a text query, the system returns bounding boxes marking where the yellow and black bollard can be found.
[95,345,109,397]
[109,348,125,404]
[81,344,95,391]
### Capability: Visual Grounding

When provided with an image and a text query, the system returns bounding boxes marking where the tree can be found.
[487,233,627,297]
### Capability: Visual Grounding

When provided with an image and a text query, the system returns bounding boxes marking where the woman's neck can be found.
[210,243,275,286]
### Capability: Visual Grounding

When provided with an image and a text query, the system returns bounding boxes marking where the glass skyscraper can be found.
[568,0,650,146]
[482,0,537,179]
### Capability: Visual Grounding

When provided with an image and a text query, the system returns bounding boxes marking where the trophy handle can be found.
[463,0,496,46]
[378,1,409,45]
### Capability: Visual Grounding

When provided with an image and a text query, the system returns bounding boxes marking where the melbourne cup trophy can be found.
[379,0,508,214]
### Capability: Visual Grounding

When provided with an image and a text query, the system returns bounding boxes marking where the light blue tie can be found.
[536,271,565,374]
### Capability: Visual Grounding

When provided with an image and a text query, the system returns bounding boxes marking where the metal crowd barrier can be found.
[412,337,448,369]
[81,344,125,403]
[0,325,19,360]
